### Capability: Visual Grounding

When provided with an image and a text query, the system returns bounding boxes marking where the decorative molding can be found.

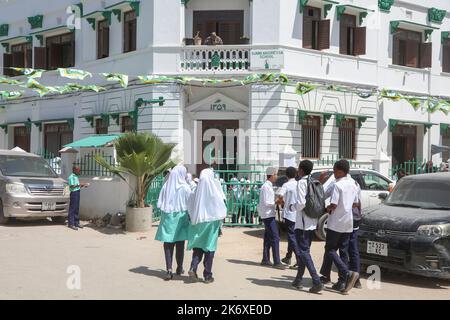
[389,20,400,34]
[35,34,44,46]
[323,4,333,18]
[1,42,9,52]
[359,12,368,25]
[336,5,346,21]
[442,31,450,44]
[378,0,395,13]
[112,9,122,22]
[428,7,446,24]
[28,14,44,29]
[0,24,9,37]
[87,18,96,30]
[102,11,112,26]
[424,29,433,42]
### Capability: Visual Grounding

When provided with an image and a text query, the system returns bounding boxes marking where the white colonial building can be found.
[1,0,450,180]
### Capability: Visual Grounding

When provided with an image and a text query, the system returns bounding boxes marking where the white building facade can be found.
[0,0,450,178]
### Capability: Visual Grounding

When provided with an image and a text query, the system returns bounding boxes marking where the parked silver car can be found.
[0,150,70,224]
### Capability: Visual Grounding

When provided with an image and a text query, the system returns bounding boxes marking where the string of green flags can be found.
[0,67,449,114]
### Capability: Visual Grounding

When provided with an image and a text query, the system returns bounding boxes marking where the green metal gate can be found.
[145,175,165,222]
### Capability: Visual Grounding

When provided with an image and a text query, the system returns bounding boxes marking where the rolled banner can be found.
[84,85,106,92]
[403,96,422,111]
[58,68,92,80]
[0,90,24,99]
[138,75,175,84]
[11,68,45,79]
[0,77,23,85]
[380,89,402,101]
[295,82,316,95]
[101,73,129,88]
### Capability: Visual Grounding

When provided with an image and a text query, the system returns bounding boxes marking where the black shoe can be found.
[292,278,303,290]
[204,276,215,284]
[281,257,291,266]
[76,224,84,229]
[354,278,362,289]
[68,225,78,231]
[176,267,184,276]
[188,269,199,281]
[309,283,324,294]
[320,276,331,284]
[331,281,345,292]
[343,271,359,293]
[260,260,273,267]
[289,263,298,270]
[273,263,285,270]
[164,271,173,281]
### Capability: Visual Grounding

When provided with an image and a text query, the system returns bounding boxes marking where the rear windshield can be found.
[0,155,58,178]
[386,178,450,209]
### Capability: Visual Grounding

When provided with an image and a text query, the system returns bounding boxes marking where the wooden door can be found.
[193,11,243,45]
[197,120,239,175]
[13,126,30,152]
[392,125,417,168]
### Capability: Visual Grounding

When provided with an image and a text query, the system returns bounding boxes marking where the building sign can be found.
[250,49,284,71]
[210,99,226,111]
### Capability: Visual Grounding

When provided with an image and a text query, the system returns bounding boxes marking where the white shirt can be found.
[327,176,359,233]
[293,176,318,231]
[279,178,297,223]
[258,180,276,219]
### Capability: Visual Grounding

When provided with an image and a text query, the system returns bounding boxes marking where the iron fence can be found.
[145,175,165,222]
[73,151,114,177]
[389,159,439,179]
[35,149,61,175]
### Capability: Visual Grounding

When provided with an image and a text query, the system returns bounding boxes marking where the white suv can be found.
[310,168,394,240]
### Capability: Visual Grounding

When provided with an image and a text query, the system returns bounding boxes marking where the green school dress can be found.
[155,210,190,243]
[187,220,222,252]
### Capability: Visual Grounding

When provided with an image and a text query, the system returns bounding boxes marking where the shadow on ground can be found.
[2,218,62,227]
[129,266,200,284]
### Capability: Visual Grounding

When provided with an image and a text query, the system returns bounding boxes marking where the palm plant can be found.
[95,132,175,208]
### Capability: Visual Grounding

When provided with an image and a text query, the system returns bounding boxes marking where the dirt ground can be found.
[0,220,448,300]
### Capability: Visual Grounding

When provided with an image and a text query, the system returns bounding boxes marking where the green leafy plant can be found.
[95,132,175,208]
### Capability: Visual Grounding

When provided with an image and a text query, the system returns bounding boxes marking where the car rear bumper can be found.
[2,194,69,218]
[358,230,450,280]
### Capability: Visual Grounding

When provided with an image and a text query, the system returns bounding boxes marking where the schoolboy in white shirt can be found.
[319,160,359,294]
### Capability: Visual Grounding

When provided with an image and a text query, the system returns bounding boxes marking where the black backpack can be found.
[304,176,326,219]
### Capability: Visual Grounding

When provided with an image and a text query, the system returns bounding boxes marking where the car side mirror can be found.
[378,192,388,201]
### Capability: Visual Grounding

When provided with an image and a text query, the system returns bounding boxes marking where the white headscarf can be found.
[157,164,191,213]
[188,168,227,225]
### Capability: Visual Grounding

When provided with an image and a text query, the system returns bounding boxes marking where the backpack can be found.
[304,176,326,219]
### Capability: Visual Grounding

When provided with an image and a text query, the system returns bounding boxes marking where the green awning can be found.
[298,110,373,128]
[389,119,437,133]
[390,20,439,40]
[64,134,121,148]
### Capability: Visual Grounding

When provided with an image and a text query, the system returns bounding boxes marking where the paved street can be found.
[0,220,448,300]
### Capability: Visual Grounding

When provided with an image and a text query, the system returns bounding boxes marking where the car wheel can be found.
[315,214,328,241]
[52,216,66,225]
[0,200,9,225]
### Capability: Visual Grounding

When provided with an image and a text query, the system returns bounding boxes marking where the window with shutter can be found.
[124,10,137,53]
[121,116,134,133]
[339,119,356,160]
[3,53,12,76]
[46,33,75,69]
[95,119,108,135]
[13,126,31,152]
[44,123,73,156]
[420,42,432,68]
[97,19,110,59]
[354,27,366,56]
[303,6,321,50]
[302,116,321,159]
[318,19,330,50]
[11,43,32,75]
[339,14,356,55]
[443,39,450,73]
[34,47,47,69]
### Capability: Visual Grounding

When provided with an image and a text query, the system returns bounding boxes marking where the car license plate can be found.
[42,202,56,211]
[367,241,388,256]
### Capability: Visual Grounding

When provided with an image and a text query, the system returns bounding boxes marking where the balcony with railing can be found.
[180,45,251,72]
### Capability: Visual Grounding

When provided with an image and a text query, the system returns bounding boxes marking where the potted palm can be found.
[95,132,175,232]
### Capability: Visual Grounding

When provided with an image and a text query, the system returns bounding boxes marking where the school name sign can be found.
[250,49,284,71]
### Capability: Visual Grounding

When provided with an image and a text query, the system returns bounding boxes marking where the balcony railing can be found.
[180,45,250,72]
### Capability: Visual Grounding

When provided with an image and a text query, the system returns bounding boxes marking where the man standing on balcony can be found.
[68,166,87,231]
[205,32,223,45]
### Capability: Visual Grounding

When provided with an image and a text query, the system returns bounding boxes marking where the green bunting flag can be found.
[295,82,316,95]
[58,68,92,80]
[84,85,106,92]
[24,79,50,97]
[139,75,175,84]
[427,98,441,113]
[0,90,24,99]
[404,97,422,111]
[11,68,45,79]
[101,73,129,88]
[381,89,402,101]
[0,77,23,85]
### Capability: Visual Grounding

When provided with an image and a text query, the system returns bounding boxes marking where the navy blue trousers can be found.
[68,190,80,227]
[285,219,300,264]
[190,248,215,278]
[262,217,281,264]
[295,229,321,285]
[320,229,351,283]
[347,228,360,273]
[163,241,185,272]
